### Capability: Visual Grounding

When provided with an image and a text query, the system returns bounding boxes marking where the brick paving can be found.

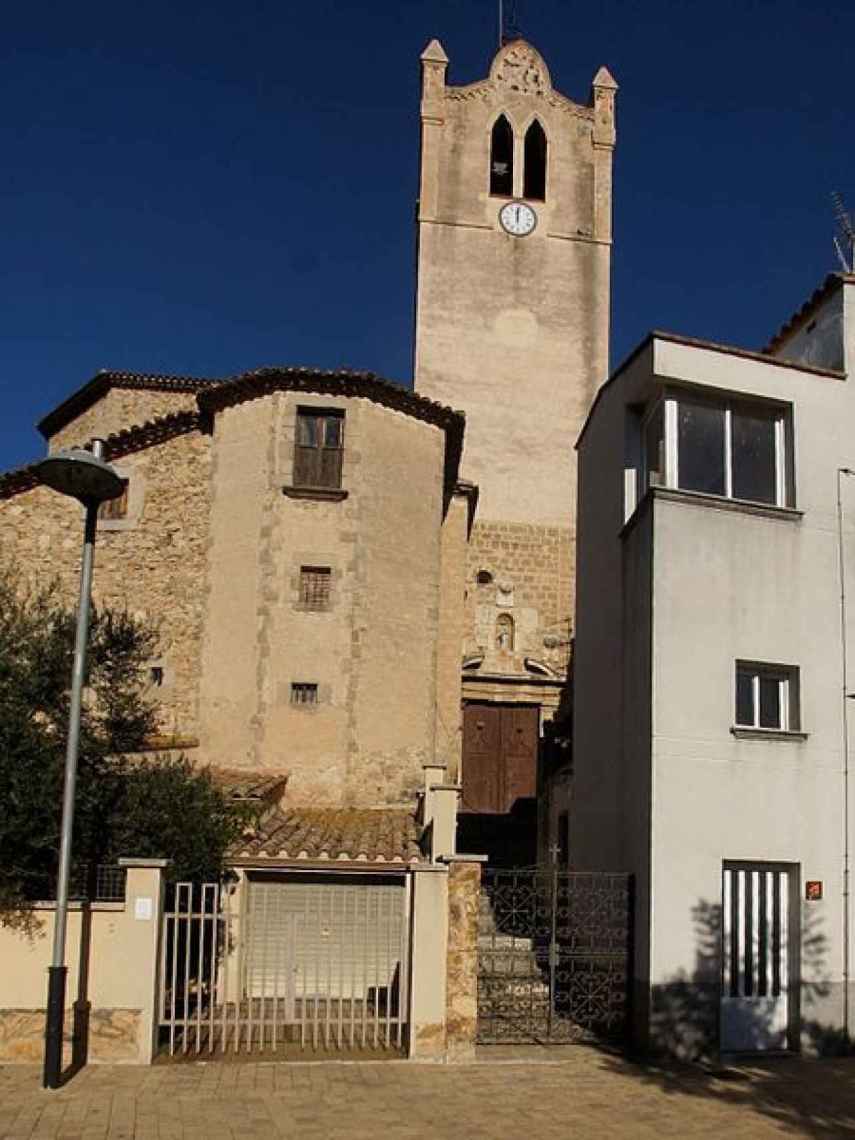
[2,1047,855,1140]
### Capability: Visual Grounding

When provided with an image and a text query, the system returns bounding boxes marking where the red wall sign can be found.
[805,880,823,901]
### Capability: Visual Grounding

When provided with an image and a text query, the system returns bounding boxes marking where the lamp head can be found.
[34,448,125,505]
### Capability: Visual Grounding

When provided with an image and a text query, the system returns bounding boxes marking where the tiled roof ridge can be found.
[208,766,289,801]
[762,272,855,355]
[38,369,223,439]
[199,365,465,431]
[0,409,201,500]
[233,805,424,864]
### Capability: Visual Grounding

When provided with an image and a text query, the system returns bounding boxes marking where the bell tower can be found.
[413,37,617,856]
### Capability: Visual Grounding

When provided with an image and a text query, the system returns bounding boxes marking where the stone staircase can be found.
[477,892,551,1033]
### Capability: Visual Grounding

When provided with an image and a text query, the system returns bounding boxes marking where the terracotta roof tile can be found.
[233,807,425,864]
[201,364,461,429]
[38,369,222,439]
[209,767,288,802]
[762,272,855,355]
[0,410,202,500]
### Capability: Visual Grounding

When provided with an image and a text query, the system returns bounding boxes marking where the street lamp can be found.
[33,439,124,1090]
[838,466,855,1043]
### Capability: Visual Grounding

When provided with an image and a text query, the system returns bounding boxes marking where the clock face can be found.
[499,200,537,236]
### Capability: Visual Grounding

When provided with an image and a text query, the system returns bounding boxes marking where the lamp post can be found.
[837,466,855,1042]
[34,439,125,1090]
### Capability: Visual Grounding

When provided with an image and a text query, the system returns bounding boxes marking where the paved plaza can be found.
[2,1047,855,1140]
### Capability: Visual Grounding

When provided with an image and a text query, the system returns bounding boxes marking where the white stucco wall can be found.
[573,282,855,1052]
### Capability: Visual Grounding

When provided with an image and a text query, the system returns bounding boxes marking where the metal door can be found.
[477,866,632,1043]
[721,863,793,1052]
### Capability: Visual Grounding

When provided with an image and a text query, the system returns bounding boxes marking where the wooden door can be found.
[461,703,538,813]
[462,704,502,812]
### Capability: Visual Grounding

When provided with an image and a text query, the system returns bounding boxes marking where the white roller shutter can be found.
[245,876,407,1001]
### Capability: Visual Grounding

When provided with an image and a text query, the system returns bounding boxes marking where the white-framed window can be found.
[643,391,791,508]
[734,662,800,731]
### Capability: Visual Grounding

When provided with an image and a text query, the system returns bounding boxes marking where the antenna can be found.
[832,191,855,273]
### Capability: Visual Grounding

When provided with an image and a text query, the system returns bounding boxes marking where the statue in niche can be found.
[496,612,515,651]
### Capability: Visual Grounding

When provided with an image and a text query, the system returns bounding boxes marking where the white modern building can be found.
[572,272,855,1056]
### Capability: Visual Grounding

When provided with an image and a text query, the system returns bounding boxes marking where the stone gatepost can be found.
[445,854,486,1061]
[408,864,449,1059]
[116,857,169,1063]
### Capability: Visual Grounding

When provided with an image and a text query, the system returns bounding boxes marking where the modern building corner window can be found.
[293,408,344,490]
[523,119,547,202]
[643,392,792,509]
[490,115,514,197]
[734,662,801,734]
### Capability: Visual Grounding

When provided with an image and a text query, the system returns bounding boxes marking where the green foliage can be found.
[0,571,249,921]
[108,756,252,884]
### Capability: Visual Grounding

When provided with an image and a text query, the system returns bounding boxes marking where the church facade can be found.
[414,40,616,860]
[1,37,616,851]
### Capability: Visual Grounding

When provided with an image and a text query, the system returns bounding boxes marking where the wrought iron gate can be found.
[477,867,632,1043]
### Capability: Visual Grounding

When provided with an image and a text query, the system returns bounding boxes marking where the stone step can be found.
[478,934,537,952]
[479,952,544,975]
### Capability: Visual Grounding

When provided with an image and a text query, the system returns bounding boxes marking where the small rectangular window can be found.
[294,409,344,489]
[300,566,331,610]
[98,478,129,520]
[291,682,318,706]
[734,663,799,731]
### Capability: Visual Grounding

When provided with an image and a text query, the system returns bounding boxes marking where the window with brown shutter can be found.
[98,478,129,521]
[293,409,344,489]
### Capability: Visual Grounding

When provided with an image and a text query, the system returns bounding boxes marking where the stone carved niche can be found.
[491,41,551,96]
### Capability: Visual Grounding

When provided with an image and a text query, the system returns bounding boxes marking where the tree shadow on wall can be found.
[597,899,855,1140]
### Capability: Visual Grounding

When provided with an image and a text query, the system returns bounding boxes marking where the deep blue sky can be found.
[1,0,853,470]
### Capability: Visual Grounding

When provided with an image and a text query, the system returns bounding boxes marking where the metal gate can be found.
[158,874,410,1056]
[721,863,793,1052]
[477,867,632,1043]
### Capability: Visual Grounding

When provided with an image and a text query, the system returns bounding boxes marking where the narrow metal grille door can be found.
[721,864,791,1052]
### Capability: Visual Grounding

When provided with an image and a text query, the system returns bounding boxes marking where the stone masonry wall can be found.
[434,492,470,782]
[445,859,482,1061]
[464,519,574,678]
[49,389,199,452]
[0,428,212,737]
[0,1008,140,1064]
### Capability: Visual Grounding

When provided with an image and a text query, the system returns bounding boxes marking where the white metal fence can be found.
[158,874,410,1056]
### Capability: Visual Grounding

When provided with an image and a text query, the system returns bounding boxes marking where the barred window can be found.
[291,682,319,706]
[98,478,129,520]
[300,566,331,610]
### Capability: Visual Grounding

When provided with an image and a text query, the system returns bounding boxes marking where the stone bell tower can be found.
[413,37,617,851]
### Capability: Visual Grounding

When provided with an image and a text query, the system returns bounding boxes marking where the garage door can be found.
[246,873,409,1003]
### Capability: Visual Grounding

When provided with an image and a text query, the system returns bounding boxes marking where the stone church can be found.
[0,37,616,868]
